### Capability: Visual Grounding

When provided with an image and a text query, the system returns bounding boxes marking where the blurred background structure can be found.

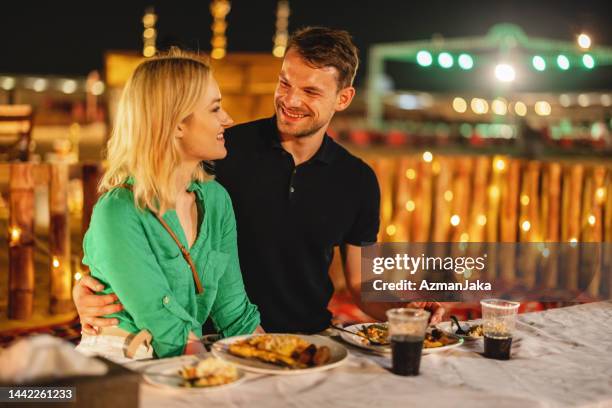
[0,1,610,344]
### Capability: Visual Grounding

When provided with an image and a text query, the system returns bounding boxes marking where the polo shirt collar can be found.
[265,116,336,165]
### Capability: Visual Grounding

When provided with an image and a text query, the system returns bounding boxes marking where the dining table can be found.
[127,301,612,408]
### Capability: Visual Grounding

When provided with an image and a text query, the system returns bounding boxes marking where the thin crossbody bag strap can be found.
[119,184,204,295]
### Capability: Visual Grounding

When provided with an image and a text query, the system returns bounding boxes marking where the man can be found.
[74,27,444,335]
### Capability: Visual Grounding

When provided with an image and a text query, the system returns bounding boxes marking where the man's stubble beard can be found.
[276,115,328,139]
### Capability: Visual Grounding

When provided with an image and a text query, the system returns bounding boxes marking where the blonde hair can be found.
[99,48,214,212]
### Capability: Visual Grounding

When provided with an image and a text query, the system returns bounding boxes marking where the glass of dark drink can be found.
[480,299,520,360]
[386,308,430,376]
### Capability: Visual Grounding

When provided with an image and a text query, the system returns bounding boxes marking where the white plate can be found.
[436,321,484,341]
[142,358,246,392]
[211,334,348,375]
[338,323,464,354]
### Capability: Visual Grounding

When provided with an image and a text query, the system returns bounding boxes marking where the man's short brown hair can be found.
[286,26,359,90]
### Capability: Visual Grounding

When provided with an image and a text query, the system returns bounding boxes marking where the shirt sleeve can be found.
[209,186,261,336]
[343,162,381,246]
[84,191,194,358]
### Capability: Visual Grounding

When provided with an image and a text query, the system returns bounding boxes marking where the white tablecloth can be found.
[128,301,612,408]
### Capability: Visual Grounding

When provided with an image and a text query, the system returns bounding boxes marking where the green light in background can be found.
[532,55,546,71]
[438,52,453,68]
[582,54,595,69]
[458,54,474,70]
[416,50,433,67]
[557,55,570,70]
[459,123,472,138]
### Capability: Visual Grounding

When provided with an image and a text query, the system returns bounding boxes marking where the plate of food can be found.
[338,323,464,354]
[211,334,348,375]
[437,319,484,341]
[143,357,245,392]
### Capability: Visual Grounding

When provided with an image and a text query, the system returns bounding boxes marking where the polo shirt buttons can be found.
[163,296,170,305]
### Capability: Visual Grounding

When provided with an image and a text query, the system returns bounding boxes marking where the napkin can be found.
[0,334,108,384]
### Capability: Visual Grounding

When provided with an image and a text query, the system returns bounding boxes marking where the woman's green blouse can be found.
[82,179,260,358]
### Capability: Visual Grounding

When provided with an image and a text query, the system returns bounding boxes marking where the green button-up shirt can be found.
[82,179,260,358]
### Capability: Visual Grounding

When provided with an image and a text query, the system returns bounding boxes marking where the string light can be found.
[444,190,453,202]
[477,214,487,226]
[492,99,507,115]
[559,94,571,107]
[9,226,21,246]
[494,63,515,82]
[52,256,60,268]
[405,200,415,212]
[450,215,460,226]
[432,161,441,175]
[90,81,105,96]
[272,1,290,57]
[514,101,527,116]
[460,233,469,242]
[422,151,433,163]
[416,50,433,67]
[489,186,500,199]
[458,54,474,70]
[142,7,157,58]
[386,225,397,236]
[61,79,77,94]
[470,98,489,114]
[521,220,531,232]
[494,158,506,172]
[577,33,591,49]
[210,0,231,59]
[582,54,595,69]
[74,272,83,281]
[577,94,590,107]
[452,97,467,113]
[587,215,596,226]
[557,55,570,70]
[534,101,552,116]
[32,78,47,92]
[405,168,416,180]
[520,195,530,206]
[595,187,606,203]
[1,76,16,90]
[438,52,453,68]
[532,55,546,71]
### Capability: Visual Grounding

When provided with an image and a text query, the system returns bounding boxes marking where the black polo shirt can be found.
[214,117,380,333]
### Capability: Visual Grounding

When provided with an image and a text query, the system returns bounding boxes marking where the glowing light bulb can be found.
[521,221,531,232]
[495,64,515,82]
[450,215,460,226]
[577,33,591,49]
[452,97,467,113]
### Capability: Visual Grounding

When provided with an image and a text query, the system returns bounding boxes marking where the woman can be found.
[76,48,261,362]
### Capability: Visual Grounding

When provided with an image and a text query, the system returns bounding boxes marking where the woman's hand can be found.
[184,332,207,355]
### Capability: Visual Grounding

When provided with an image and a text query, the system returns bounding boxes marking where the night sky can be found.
[1,0,610,88]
